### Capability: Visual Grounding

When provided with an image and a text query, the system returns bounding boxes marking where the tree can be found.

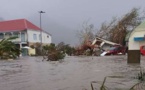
[0,37,21,59]
[34,42,44,55]
[77,21,95,45]
[96,8,145,45]
[75,21,96,55]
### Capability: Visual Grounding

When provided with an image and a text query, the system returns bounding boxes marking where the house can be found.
[92,37,120,51]
[128,21,145,63]
[0,19,52,53]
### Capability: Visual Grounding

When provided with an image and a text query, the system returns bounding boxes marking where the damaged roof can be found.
[92,37,120,46]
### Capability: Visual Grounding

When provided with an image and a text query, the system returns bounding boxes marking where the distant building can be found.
[0,19,52,49]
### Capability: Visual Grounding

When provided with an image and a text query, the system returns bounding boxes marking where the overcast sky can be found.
[0,0,145,46]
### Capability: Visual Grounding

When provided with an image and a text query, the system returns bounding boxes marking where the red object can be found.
[0,19,41,32]
[140,46,145,55]
[105,45,127,55]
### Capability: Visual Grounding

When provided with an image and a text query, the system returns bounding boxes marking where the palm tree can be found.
[0,36,21,59]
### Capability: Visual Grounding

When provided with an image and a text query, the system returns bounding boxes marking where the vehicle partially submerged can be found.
[92,37,127,56]
[140,45,145,55]
[101,45,127,56]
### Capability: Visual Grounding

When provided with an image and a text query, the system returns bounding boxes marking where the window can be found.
[21,33,25,42]
[13,32,19,37]
[0,33,4,39]
[33,34,37,40]
[47,35,49,38]
[5,32,12,38]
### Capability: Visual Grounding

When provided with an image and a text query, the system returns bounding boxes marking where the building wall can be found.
[27,29,51,44]
[129,29,145,50]
[0,29,52,45]
[28,42,51,47]
[0,31,27,43]
[128,24,145,63]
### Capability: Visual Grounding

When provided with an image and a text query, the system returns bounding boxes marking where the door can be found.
[21,33,25,42]
[21,48,28,56]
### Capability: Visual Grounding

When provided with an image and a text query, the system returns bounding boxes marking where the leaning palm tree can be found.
[0,36,21,59]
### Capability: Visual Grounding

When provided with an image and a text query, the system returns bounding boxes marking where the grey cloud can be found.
[0,0,145,45]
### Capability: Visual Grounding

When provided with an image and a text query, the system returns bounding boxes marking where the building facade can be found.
[0,19,52,49]
[128,21,145,63]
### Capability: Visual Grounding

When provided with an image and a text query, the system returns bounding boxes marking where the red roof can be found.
[0,19,41,32]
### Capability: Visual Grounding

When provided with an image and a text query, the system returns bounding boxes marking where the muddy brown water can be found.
[0,56,145,90]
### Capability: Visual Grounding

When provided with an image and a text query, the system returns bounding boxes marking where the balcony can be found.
[0,32,27,43]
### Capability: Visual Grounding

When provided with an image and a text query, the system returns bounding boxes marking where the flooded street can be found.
[0,56,145,90]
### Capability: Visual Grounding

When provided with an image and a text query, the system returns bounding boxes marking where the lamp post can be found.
[39,11,45,49]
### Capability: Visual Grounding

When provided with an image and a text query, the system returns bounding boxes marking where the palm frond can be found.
[7,36,18,41]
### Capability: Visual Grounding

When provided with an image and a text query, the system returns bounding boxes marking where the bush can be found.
[42,43,65,61]
[47,50,65,61]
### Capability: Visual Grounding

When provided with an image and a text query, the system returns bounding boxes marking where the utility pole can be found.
[39,11,45,50]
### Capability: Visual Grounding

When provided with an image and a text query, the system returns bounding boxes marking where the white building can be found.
[0,19,52,48]
[128,21,145,63]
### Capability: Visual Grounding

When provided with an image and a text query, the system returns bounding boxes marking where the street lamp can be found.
[39,11,45,48]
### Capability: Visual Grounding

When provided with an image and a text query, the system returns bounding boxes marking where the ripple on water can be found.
[0,56,145,90]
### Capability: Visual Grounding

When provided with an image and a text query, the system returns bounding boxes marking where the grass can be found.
[130,67,145,90]
[90,68,145,90]
[91,76,124,90]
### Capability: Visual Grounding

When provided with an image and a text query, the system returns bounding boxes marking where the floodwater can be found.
[0,56,145,90]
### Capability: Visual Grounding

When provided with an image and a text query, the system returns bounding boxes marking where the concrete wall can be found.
[28,48,36,55]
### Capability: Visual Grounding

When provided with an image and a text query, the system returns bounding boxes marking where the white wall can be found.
[41,32,52,44]
[27,29,51,44]
[0,30,52,44]
[129,29,145,50]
